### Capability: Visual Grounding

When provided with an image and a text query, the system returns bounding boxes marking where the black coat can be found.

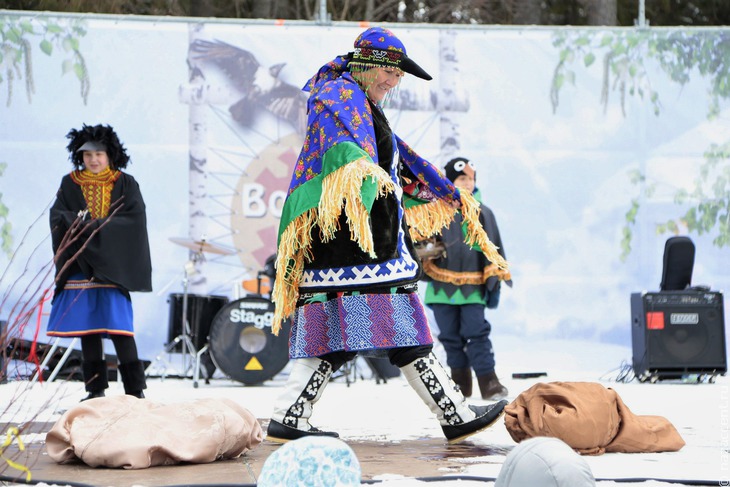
[427,197,508,307]
[50,172,152,301]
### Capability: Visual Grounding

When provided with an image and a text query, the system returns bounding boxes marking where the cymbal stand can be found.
[145,251,204,381]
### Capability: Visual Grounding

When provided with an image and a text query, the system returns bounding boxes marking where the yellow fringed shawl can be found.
[271,160,395,335]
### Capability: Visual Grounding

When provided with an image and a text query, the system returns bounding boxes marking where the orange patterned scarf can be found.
[70,168,121,218]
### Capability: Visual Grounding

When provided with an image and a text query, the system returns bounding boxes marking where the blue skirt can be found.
[47,274,134,337]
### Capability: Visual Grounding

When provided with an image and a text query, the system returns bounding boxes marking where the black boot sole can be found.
[266,419,339,444]
[442,400,508,444]
[80,391,106,402]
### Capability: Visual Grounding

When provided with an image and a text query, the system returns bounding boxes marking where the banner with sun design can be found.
[1,12,729,367]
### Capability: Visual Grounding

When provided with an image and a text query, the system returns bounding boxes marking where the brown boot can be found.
[450,367,473,397]
[477,371,508,400]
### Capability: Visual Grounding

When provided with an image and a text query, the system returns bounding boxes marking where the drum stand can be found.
[145,251,207,386]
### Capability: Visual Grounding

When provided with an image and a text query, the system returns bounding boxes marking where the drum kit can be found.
[146,237,290,388]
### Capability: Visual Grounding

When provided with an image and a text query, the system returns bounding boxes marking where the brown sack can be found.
[504,381,684,455]
[606,392,686,453]
[504,381,620,455]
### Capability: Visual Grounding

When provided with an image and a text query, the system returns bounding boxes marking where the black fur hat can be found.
[66,124,130,169]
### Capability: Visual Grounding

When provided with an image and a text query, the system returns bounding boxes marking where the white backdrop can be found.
[1,11,728,366]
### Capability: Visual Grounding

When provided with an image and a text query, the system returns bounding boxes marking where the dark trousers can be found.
[81,334,146,394]
[430,303,495,375]
[319,344,434,371]
[81,334,140,364]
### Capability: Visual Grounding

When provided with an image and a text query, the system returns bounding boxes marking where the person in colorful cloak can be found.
[267,27,511,444]
[48,124,152,401]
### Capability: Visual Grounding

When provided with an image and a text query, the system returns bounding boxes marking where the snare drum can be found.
[167,293,229,351]
[208,297,291,385]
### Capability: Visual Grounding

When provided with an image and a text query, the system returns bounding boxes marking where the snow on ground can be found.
[2,333,728,486]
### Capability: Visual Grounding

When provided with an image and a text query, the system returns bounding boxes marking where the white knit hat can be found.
[496,436,596,487]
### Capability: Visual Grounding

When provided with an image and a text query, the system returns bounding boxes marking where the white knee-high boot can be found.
[267,357,338,443]
[401,353,507,444]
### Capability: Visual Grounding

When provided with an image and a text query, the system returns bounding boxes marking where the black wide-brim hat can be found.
[349,27,432,81]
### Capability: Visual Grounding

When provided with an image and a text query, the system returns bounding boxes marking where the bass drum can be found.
[167,293,228,351]
[208,297,291,385]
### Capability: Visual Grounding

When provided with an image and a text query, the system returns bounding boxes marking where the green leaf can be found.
[620,225,633,261]
[625,199,639,223]
[40,39,52,55]
[5,26,21,44]
[46,24,63,34]
[554,73,565,90]
[62,59,73,74]
[73,63,85,81]
[19,20,34,33]
[584,53,595,67]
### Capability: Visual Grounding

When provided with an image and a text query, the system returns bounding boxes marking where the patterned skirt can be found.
[289,289,433,359]
[47,273,134,337]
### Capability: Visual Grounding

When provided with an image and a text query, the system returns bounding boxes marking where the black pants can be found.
[320,344,433,371]
[81,334,140,365]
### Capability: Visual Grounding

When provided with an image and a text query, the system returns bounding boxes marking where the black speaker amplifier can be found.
[631,290,727,382]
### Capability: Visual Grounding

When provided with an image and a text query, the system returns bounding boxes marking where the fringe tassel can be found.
[459,191,510,271]
[405,200,457,241]
[272,161,394,334]
[422,260,512,285]
[271,209,316,335]
[319,158,395,257]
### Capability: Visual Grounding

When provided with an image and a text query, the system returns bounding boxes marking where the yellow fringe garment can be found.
[271,160,395,335]
[422,261,512,286]
[272,170,510,335]
[406,191,509,273]
[318,157,396,255]
[457,191,510,271]
[404,199,458,242]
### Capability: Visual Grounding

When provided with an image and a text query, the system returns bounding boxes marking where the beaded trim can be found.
[352,47,403,68]
[70,168,121,218]
[63,278,119,290]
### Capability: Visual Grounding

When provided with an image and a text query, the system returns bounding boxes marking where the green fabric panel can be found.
[403,193,429,209]
[423,285,485,305]
[321,141,371,175]
[360,176,378,212]
[277,178,323,240]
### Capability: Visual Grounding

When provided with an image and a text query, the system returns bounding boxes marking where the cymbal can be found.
[169,237,236,255]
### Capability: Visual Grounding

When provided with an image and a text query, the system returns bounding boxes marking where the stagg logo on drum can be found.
[229,302,274,329]
[670,313,699,325]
